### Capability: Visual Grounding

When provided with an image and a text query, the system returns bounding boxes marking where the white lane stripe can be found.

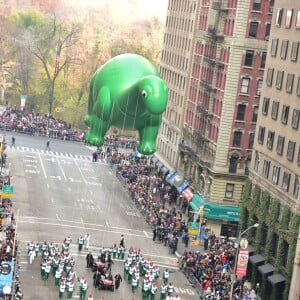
[56,156,67,181]
[38,152,47,179]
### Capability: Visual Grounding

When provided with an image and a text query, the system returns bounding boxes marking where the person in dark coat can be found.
[86,252,94,268]
[114,273,122,290]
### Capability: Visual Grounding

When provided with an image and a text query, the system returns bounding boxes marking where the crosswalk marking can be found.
[6,145,107,163]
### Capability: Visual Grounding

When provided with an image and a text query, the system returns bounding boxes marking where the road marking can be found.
[105,220,109,227]
[144,231,149,238]
[56,214,59,220]
[74,158,87,185]
[38,153,47,179]
[56,156,67,181]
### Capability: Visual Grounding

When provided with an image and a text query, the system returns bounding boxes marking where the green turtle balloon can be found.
[84,53,169,155]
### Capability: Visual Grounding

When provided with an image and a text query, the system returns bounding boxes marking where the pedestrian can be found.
[93,270,101,288]
[114,273,122,290]
[92,151,98,162]
[153,227,157,241]
[84,233,91,250]
[120,234,125,247]
[78,236,84,252]
[86,252,94,268]
[11,136,15,146]
[167,282,174,296]
[45,140,50,150]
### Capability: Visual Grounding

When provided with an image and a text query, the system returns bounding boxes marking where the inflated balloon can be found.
[84,53,169,155]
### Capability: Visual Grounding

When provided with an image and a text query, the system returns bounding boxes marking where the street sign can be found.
[2,185,14,198]
[188,222,200,235]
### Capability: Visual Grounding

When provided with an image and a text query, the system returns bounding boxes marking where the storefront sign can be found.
[188,222,200,235]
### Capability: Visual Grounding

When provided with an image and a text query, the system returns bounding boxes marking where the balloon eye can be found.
[141,91,147,97]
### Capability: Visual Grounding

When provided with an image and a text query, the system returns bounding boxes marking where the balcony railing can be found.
[207,26,225,40]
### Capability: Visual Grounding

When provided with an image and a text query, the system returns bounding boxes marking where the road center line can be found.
[74,158,88,184]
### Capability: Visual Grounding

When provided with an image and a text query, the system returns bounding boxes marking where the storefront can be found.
[190,194,240,237]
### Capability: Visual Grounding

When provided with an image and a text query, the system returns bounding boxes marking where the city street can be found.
[5,132,198,299]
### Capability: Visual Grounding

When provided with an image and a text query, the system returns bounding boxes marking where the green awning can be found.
[190,194,240,222]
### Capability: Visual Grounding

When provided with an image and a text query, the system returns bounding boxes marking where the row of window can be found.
[270,38,299,62]
[261,159,299,198]
[261,98,300,129]
[258,126,299,163]
[275,8,300,29]
[240,77,263,96]
[249,21,271,40]
[266,69,300,95]
[252,0,274,13]
[244,50,267,68]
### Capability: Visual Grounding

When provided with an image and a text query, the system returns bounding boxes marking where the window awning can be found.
[190,194,240,222]
[150,156,158,163]
[249,254,265,265]
[258,263,275,275]
[160,166,170,176]
[267,273,286,285]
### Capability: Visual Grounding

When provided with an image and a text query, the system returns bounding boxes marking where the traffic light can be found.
[199,205,204,217]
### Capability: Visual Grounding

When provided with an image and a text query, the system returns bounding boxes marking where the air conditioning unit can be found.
[257,90,261,96]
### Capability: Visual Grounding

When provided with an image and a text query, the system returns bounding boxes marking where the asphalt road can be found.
[4,131,198,300]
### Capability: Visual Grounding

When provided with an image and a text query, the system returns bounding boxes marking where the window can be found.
[282,172,291,192]
[236,104,246,120]
[280,40,289,59]
[254,151,260,171]
[244,50,254,67]
[269,0,274,13]
[253,0,261,11]
[257,126,265,144]
[293,175,300,199]
[297,76,300,96]
[291,109,300,129]
[270,39,278,56]
[265,24,271,40]
[286,73,294,93]
[249,22,259,37]
[252,106,258,122]
[266,68,274,86]
[233,131,242,147]
[267,130,275,150]
[276,71,284,89]
[296,10,300,29]
[287,141,296,161]
[248,132,255,149]
[272,166,280,185]
[291,41,299,62]
[298,146,300,166]
[281,105,290,124]
[229,154,239,173]
[225,183,234,199]
[262,160,270,178]
[240,77,250,94]
[275,8,283,26]
[277,135,285,155]
[257,79,263,95]
[260,52,267,68]
[262,97,270,115]
[285,9,293,28]
[271,101,279,120]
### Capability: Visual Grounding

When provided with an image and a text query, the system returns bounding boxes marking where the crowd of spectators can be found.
[109,148,260,300]
[0,106,84,141]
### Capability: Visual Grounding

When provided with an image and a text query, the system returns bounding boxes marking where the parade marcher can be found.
[80,279,88,300]
[160,282,167,300]
[44,261,51,280]
[67,279,75,300]
[150,281,158,300]
[15,288,23,300]
[27,241,34,254]
[59,279,66,299]
[163,268,169,284]
[84,233,91,250]
[34,242,39,257]
[142,279,151,299]
[86,252,94,268]
[131,275,138,293]
[55,267,63,286]
[78,236,84,252]
[45,140,50,150]
[41,259,47,279]
[28,248,36,264]
[167,282,174,296]
[65,236,72,246]
[114,273,122,290]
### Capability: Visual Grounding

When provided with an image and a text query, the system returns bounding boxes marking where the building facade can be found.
[244,0,300,299]
[157,0,272,234]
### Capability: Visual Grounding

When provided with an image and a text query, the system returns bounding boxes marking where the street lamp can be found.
[229,223,259,300]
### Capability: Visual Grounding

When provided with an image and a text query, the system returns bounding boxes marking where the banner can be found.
[182,186,193,202]
[20,95,27,107]
[236,249,249,277]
